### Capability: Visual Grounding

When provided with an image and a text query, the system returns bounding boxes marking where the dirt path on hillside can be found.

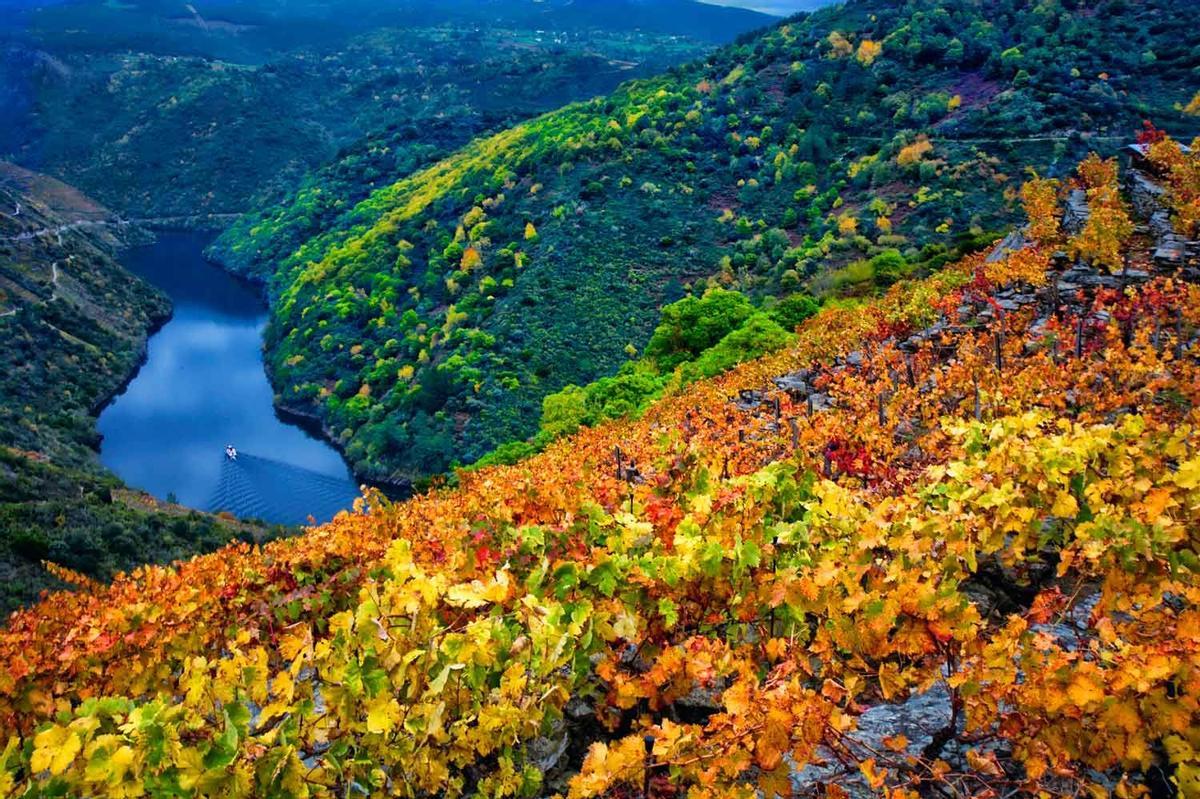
[0,213,244,244]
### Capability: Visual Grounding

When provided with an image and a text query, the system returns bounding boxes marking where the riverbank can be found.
[97,232,361,521]
[272,401,413,499]
[202,242,414,499]
[0,172,284,611]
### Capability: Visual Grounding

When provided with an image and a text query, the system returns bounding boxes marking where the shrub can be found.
[540,385,588,439]
[583,367,665,423]
[869,249,907,286]
[644,289,755,371]
[470,440,539,469]
[768,294,820,331]
[8,530,49,562]
[680,312,795,383]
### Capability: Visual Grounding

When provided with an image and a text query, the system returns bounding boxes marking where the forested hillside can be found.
[0,0,769,219]
[226,0,1200,486]
[0,164,278,611]
[2,140,1198,797]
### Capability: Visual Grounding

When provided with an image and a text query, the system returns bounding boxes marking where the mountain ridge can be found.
[1,0,766,218]
[217,0,1200,486]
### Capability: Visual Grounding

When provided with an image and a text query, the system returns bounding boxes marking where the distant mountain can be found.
[0,0,767,218]
[700,0,832,15]
[213,0,1200,486]
[10,0,774,53]
[437,0,778,41]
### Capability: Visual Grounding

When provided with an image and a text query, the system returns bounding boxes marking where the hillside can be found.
[0,0,770,219]
[2,141,1198,797]
[217,0,1200,487]
[0,164,278,611]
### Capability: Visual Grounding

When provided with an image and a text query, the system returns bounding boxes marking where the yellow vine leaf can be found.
[444,569,511,608]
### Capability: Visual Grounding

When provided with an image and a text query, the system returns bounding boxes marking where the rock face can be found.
[1063,188,1091,234]
[1155,233,1189,268]
[984,229,1030,263]
[1128,170,1167,219]
[791,684,956,797]
[527,719,570,774]
[694,159,1196,794]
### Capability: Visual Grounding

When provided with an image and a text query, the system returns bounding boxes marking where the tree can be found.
[461,247,483,270]
[1185,91,1200,116]
[681,312,795,381]
[540,385,588,439]
[856,40,883,65]
[1147,134,1200,237]
[897,136,933,167]
[768,294,820,331]
[1069,155,1133,272]
[1020,174,1062,244]
[644,289,755,371]
[826,31,853,58]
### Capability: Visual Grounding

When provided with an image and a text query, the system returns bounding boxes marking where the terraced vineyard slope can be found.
[2,139,1198,798]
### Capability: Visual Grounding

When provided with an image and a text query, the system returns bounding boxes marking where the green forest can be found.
[225,0,1200,486]
[0,0,766,220]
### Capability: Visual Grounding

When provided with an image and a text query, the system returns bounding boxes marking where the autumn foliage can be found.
[2,150,1200,798]
[1019,173,1061,244]
[1069,154,1135,272]
[1147,134,1200,237]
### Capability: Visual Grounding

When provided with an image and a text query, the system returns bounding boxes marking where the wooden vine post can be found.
[643,734,656,799]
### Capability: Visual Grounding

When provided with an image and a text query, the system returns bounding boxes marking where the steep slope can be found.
[239,0,1200,485]
[2,145,1198,797]
[0,164,275,611]
[1,0,770,219]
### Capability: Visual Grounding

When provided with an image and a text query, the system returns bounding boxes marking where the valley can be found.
[1,0,1200,794]
[0,0,770,219]
[96,232,360,524]
[0,0,775,605]
[0,162,284,612]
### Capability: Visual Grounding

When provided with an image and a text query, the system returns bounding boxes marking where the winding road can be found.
[0,212,243,244]
[49,259,61,301]
[0,209,240,319]
[0,256,65,318]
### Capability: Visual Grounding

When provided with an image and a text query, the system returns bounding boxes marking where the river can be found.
[97,232,360,525]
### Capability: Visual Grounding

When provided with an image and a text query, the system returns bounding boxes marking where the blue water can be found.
[98,232,359,525]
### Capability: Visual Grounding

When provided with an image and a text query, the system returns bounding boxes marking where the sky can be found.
[700,0,831,16]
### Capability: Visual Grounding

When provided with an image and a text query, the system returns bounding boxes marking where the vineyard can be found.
[1,136,1199,797]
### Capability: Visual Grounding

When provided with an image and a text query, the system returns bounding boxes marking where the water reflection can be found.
[98,232,358,524]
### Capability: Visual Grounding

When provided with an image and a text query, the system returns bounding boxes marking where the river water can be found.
[97,232,359,525]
